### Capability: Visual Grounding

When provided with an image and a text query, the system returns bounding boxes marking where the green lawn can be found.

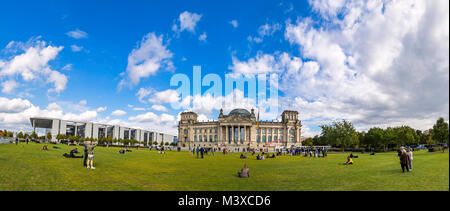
[0,142,448,191]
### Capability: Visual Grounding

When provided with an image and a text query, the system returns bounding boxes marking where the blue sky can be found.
[0,0,448,136]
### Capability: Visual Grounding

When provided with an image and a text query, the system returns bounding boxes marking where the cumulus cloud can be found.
[148,89,180,104]
[65,29,88,39]
[172,11,202,33]
[119,33,173,89]
[282,0,448,132]
[0,37,68,94]
[111,109,127,116]
[227,0,449,135]
[0,97,99,131]
[151,104,167,112]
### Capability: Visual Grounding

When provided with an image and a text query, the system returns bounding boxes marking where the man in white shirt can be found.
[408,148,413,171]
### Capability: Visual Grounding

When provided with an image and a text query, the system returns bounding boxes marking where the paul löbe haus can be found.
[177,108,302,152]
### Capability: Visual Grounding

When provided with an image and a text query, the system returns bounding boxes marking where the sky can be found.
[0,0,448,137]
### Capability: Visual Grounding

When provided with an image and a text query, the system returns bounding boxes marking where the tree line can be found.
[302,117,449,151]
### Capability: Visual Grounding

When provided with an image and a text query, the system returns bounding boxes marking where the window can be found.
[204,135,207,142]
[289,129,294,134]
[184,129,188,134]
[257,135,260,143]
[290,137,294,142]
[274,136,277,142]
[274,129,277,134]
[268,129,272,133]
[262,135,266,143]
[209,135,212,142]
[194,136,197,142]
[199,135,202,142]
[268,135,272,142]
[214,135,218,142]
[262,129,266,133]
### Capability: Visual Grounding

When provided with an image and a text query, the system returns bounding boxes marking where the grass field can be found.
[0,142,448,191]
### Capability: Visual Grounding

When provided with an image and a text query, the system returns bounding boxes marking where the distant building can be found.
[177,108,302,151]
[29,117,176,144]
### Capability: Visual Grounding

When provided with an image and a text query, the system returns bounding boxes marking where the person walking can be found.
[400,147,410,173]
[196,147,199,158]
[408,148,413,171]
[86,141,97,169]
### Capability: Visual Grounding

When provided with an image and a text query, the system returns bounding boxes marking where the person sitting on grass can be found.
[119,149,125,154]
[256,154,261,160]
[42,145,48,150]
[238,164,250,178]
[240,154,245,159]
[345,156,354,165]
[269,153,276,158]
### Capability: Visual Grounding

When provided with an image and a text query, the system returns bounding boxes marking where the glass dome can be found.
[228,108,251,116]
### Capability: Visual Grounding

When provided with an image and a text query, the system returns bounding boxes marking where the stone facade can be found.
[177,108,302,151]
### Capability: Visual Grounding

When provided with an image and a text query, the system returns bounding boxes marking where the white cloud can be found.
[199,32,207,42]
[136,87,153,103]
[151,104,167,112]
[279,0,449,131]
[229,51,301,76]
[229,20,238,28]
[0,97,99,131]
[0,37,67,94]
[119,32,173,89]
[111,109,127,116]
[172,11,202,33]
[0,97,33,113]
[248,23,282,43]
[1,80,18,94]
[70,45,83,52]
[65,29,88,39]
[96,106,107,112]
[78,99,87,105]
[133,107,146,111]
[148,89,180,104]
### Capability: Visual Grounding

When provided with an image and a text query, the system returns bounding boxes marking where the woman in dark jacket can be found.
[400,151,410,172]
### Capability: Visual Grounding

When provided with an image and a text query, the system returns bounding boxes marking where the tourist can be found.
[238,164,250,178]
[86,141,97,169]
[196,147,199,158]
[83,141,88,167]
[26,138,29,144]
[15,138,18,145]
[408,148,413,171]
[399,148,410,173]
[345,156,353,165]
[256,154,260,160]
[200,147,205,159]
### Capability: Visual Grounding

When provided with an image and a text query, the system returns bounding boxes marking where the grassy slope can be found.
[0,143,448,191]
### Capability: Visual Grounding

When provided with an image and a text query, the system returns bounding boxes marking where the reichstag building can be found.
[177,108,302,151]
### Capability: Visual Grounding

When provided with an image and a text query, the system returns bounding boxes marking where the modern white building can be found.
[29,117,176,145]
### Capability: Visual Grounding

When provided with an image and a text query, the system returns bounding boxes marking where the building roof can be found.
[228,108,251,116]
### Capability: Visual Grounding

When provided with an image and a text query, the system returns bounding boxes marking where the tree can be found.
[321,120,358,151]
[164,142,169,146]
[17,132,24,139]
[46,132,52,141]
[302,137,314,146]
[30,131,38,139]
[432,117,449,144]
